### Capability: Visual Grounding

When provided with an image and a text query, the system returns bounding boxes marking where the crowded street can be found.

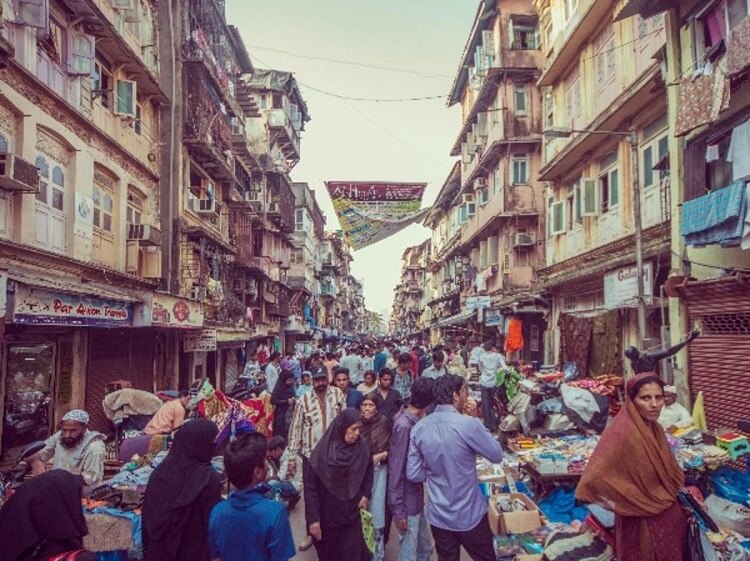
[2,1,750,561]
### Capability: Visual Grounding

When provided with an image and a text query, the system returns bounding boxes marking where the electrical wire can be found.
[246,44,453,79]
[296,81,446,103]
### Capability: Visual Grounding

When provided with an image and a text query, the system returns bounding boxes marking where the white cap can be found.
[663,385,677,395]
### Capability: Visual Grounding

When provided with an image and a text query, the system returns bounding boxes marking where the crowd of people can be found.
[0,337,705,561]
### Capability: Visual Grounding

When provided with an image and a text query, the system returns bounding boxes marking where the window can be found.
[564,68,582,128]
[291,249,303,265]
[493,165,502,195]
[491,92,501,126]
[34,152,66,252]
[544,90,554,128]
[272,93,283,110]
[550,200,565,235]
[127,188,144,224]
[133,104,142,135]
[115,78,136,116]
[514,85,528,116]
[94,60,112,109]
[478,186,489,205]
[295,209,304,231]
[93,183,114,233]
[599,152,619,213]
[544,20,554,53]
[510,22,539,50]
[511,154,529,185]
[259,94,268,109]
[67,30,95,76]
[563,0,578,22]
[594,25,616,90]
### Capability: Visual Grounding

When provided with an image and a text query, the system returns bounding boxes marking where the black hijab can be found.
[359,392,392,455]
[309,408,370,501]
[271,369,295,402]
[142,418,219,560]
[0,470,88,561]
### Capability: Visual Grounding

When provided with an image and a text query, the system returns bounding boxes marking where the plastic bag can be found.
[360,509,376,555]
[711,467,750,506]
[538,487,590,524]
[705,494,750,537]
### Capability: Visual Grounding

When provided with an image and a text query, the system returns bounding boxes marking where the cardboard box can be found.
[488,493,542,535]
[477,465,520,485]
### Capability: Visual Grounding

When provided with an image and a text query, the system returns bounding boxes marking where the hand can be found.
[287,460,296,478]
[395,516,408,534]
[309,522,322,541]
[689,329,701,341]
[358,496,369,511]
[463,398,478,417]
[288,397,295,404]
[29,459,46,476]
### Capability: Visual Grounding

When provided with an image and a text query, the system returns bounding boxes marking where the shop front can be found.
[2,282,138,452]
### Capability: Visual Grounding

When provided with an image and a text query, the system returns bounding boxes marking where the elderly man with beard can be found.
[28,409,106,485]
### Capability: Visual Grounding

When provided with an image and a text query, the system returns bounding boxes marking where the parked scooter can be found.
[0,440,46,508]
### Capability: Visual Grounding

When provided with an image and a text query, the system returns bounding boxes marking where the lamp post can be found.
[543,127,647,347]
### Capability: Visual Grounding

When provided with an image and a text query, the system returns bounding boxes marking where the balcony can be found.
[265,173,295,232]
[184,67,236,183]
[267,108,301,162]
[287,275,314,294]
[0,154,39,193]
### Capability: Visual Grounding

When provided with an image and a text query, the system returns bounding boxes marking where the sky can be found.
[227,1,479,315]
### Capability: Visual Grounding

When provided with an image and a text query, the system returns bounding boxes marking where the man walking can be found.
[333,366,363,409]
[477,340,507,433]
[341,346,363,385]
[389,377,435,561]
[407,375,502,561]
[265,352,282,394]
[377,368,403,420]
[422,351,449,380]
[393,353,414,403]
[287,367,345,551]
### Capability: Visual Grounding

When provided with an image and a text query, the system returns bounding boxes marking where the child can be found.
[295,371,313,398]
[265,436,301,509]
[209,433,295,561]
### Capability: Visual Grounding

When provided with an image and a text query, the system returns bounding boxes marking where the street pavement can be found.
[288,499,472,560]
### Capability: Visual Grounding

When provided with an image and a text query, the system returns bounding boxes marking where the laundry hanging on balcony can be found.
[325,181,429,250]
[681,180,748,247]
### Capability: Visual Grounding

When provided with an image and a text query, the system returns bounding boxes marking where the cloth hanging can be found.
[727,15,750,76]
[589,310,622,376]
[676,67,730,137]
[504,317,524,354]
[705,144,720,162]
[559,314,593,377]
[681,180,746,246]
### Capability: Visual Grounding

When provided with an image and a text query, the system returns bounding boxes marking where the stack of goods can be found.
[508,434,600,475]
[106,450,169,489]
[670,428,734,470]
[488,493,546,560]
[190,379,274,440]
[566,375,623,416]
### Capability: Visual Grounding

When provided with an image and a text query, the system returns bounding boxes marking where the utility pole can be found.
[629,131,647,348]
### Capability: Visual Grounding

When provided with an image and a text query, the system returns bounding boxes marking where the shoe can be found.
[299,535,313,551]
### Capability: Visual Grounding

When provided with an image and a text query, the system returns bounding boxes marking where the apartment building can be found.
[425,0,547,362]
[390,240,431,341]
[0,0,168,442]
[534,0,674,373]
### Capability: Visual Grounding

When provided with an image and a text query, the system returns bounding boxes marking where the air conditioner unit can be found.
[190,198,216,214]
[127,223,162,246]
[514,232,536,247]
[191,286,208,301]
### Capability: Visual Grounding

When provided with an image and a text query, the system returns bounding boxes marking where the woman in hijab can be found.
[576,373,686,561]
[304,408,373,561]
[359,393,392,561]
[271,369,296,440]
[142,418,221,561]
[0,470,96,561]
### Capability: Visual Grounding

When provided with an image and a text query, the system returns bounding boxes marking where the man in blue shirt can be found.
[407,374,503,561]
[333,366,363,409]
[209,433,295,561]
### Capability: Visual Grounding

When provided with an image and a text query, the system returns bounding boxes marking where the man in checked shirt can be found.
[286,365,345,551]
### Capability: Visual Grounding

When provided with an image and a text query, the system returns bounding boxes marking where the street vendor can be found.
[143,390,190,436]
[658,385,694,432]
[27,409,106,486]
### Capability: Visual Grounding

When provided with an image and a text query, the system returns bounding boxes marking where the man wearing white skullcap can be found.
[657,385,695,433]
[28,408,106,485]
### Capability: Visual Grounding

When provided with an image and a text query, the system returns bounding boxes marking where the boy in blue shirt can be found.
[209,433,295,561]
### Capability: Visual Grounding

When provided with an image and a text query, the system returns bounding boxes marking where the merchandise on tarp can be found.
[560,385,610,434]
[190,379,273,441]
[705,494,750,537]
[711,467,750,506]
[538,487,590,525]
[542,528,614,561]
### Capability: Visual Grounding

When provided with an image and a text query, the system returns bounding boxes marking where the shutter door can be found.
[86,329,155,433]
[684,278,750,433]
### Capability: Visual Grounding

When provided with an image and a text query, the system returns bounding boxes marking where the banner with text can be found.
[325,181,429,250]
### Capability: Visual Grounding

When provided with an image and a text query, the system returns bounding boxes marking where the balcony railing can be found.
[267,108,301,159]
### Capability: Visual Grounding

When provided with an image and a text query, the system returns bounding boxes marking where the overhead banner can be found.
[325,181,429,250]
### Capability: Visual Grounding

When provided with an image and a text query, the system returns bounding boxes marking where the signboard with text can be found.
[465,295,491,310]
[604,262,654,309]
[184,329,218,352]
[149,293,204,328]
[484,309,505,328]
[325,181,428,250]
[13,284,133,327]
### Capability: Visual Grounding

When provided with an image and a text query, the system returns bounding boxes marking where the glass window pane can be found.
[36,181,48,203]
[643,146,654,187]
[126,207,133,223]
[93,208,100,227]
[92,187,101,206]
[0,134,7,154]
[52,188,63,211]
[35,156,49,178]
[52,166,64,186]
[104,194,113,212]
[135,210,141,224]
[103,213,112,232]
[610,170,619,205]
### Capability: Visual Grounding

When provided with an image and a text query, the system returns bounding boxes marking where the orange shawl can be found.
[576,394,683,517]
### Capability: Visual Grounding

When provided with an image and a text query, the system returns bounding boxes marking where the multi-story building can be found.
[391,241,431,341]
[425,0,547,361]
[288,181,326,346]
[318,232,353,337]
[0,0,168,442]
[533,0,673,372]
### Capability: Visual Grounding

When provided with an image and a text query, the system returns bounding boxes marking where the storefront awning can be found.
[7,265,143,302]
[435,309,475,328]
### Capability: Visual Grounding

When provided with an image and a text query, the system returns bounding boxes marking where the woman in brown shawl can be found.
[576,372,686,561]
[360,393,393,561]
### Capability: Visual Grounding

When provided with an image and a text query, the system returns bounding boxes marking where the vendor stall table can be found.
[83,512,135,553]
[521,462,582,500]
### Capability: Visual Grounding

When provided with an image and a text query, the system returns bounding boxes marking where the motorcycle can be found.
[0,440,46,509]
[227,375,267,401]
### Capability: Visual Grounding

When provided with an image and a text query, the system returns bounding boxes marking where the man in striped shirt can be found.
[286,366,345,551]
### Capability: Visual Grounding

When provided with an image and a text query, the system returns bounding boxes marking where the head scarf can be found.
[576,373,683,517]
[309,408,370,501]
[0,470,87,561]
[359,393,392,455]
[142,418,219,559]
[271,369,295,402]
[62,409,89,424]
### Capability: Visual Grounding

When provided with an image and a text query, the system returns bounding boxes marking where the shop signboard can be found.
[144,293,204,328]
[484,309,505,328]
[184,329,218,352]
[12,284,133,327]
[466,295,491,310]
[604,262,654,309]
